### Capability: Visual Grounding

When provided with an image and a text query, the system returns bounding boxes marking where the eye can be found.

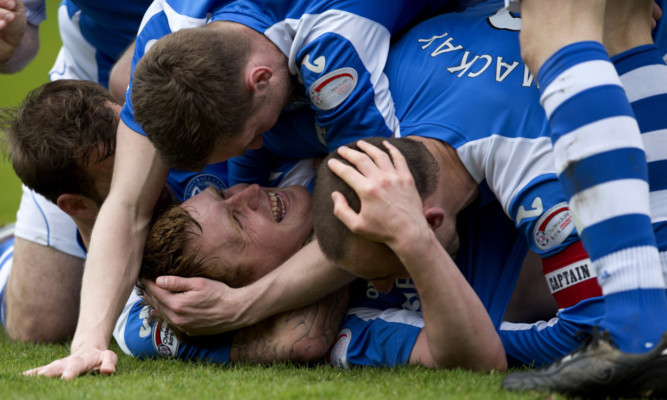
[229,209,242,227]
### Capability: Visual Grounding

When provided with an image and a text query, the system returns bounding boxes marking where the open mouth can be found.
[268,192,286,222]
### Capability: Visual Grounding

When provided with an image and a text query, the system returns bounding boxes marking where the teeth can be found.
[269,192,285,222]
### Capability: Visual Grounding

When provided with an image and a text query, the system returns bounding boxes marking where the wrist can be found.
[387,222,435,257]
[70,329,110,354]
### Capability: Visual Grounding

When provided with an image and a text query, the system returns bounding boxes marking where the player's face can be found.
[182,184,313,283]
[207,76,290,163]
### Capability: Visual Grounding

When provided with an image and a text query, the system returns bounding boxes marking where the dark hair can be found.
[1,80,117,204]
[132,26,253,171]
[313,137,438,263]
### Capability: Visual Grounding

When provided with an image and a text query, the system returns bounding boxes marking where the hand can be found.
[0,0,26,63]
[23,348,118,380]
[327,140,431,251]
[143,276,246,336]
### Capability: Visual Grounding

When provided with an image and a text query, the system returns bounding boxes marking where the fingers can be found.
[156,275,194,292]
[327,157,365,191]
[355,140,394,171]
[0,9,15,28]
[335,140,393,176]
[23,364,58,377]
[143,280,169,319]
[60,358,88,381]
[98,351,118,376]
[381,140,411,174]
[331,191,360,231]
[0,0,18,10]
[22,349,118,380]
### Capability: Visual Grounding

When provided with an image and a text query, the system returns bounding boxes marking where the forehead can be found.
[182,191,243,252]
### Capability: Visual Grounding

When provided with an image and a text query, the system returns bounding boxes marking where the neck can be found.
[71,216,96,251]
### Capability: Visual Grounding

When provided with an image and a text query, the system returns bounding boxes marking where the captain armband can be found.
[541,241,602,309]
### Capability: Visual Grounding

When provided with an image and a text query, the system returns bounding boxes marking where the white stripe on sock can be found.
[569,179,651,230]
[552,115,645,174]
[593,246,663,294]
[620,64,667,103]
[541,59,622,118]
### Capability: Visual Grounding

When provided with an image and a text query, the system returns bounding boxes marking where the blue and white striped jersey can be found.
[121,0,452,151]
[49,0,153,86]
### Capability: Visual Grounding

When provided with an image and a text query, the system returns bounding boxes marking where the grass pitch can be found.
[0,332,562,400]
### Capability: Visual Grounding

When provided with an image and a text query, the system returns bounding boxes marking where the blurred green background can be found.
[0,1,62,225]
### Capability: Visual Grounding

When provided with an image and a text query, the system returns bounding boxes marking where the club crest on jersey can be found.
[309,68,357,111]
[184,174,227,199]
[152,320,180,358]
[328,329,351,370]
[533,202,575,251]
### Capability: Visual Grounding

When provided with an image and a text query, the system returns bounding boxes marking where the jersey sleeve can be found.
[114,292,233,364]
[120,7,174,136]
[296,32,397,152]
[499,296,605,367]
[328,308,422,369]
[228,147,316,191]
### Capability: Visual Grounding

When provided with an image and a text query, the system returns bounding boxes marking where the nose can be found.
[228,184,261,211]
[370,278,394,294]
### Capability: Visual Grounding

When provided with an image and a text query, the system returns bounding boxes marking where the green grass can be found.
[0,1,62,225]
[0,333,564,400]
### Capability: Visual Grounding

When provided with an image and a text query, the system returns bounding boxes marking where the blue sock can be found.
[614,44,667,283]
[538,41,666,353]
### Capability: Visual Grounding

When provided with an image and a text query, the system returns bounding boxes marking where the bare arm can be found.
[230,286,349,364]
[108,41,134,105]
[24,121,169,379]
[146,240,355,336]
[329,140,507,371]
[0,0,38,74]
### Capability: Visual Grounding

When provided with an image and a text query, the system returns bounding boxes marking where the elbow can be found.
[288,338,331,364]
[466,345,508,373]
[431,344,507,372]
[481,347,508,372]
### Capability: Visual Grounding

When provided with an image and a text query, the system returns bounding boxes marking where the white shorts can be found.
[14,184,85,259]
[48,3,99,83]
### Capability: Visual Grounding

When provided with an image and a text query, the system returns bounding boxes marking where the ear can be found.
[245,66,273,92]
[424,206,445,230]
[56,194,99,220]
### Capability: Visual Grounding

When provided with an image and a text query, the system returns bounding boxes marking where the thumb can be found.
[156,275,194,292]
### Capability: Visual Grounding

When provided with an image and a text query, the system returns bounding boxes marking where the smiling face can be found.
[181,184,313,285]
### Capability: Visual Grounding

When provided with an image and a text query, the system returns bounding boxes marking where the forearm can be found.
[71,121,169,353]
[231,241,355,329]
[71,201,152,352]
[0,23,37,73]
[231,286,349,364]
[394,232,506,371]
